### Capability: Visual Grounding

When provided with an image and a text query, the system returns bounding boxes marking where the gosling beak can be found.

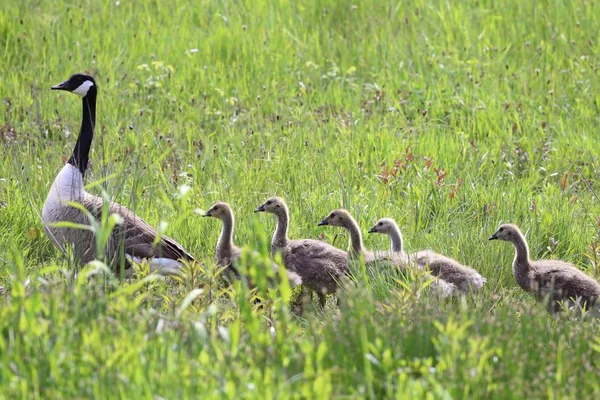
[51,80,69,91]
[317,219,329,226]
[254,205,265,213]
[202,211,212,217]
[367,227,376,233]
[489,233,498,241]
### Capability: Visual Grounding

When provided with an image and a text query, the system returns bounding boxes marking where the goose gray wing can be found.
[82,195,194,262]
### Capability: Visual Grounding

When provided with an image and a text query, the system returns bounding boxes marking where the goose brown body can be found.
[44,191,193,269]
[414,250,486,293]
[490,223,600,313]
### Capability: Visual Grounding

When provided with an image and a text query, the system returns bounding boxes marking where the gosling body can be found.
[255,197,349,306]
[490,223,600,313]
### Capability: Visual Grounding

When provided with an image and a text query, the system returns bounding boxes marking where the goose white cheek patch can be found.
[72,80,94,97]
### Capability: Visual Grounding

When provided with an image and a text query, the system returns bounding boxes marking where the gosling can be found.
[255,197,350,307]
[368,218,486,293]
[490,223,600,314]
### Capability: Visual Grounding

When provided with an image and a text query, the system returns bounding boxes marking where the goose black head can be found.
[51,74,96,97]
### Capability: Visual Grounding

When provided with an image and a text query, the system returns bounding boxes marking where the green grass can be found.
[1,0,600,397]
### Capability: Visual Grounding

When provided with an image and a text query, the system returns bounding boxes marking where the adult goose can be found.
[42,73,194,275]
[368,218,486,293]
[490,223,600,314]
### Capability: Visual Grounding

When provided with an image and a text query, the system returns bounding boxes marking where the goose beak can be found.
[489,233,498,241]
[51,80,69,91]
[202,211,212,217]
[317,219,329,226]
[254,205,265,212]
[367,227,376,233]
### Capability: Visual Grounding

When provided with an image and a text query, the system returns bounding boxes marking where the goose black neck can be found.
[68,90,97,177]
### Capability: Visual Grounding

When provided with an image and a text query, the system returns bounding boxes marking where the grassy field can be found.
[1,0,600,397]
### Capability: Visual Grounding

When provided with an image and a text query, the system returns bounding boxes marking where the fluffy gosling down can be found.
[319,210,458,298]
[490,223,600,314]
[203,202,302,287]
[368,218,486,294]
[255,197,350,307]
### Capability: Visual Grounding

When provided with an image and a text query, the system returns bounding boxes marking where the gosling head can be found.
[489,223,521,242]
[368,218,398,234]
[318,209,354,228]
[52,73,97,98]
[202,201,232,220]
[254,197,286,214]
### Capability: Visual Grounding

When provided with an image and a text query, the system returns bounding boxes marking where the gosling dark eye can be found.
[507,231,512,236]
[266,201,272,205]
[275,205,280,208]
[378,222,383,226]
[499,227,504,232]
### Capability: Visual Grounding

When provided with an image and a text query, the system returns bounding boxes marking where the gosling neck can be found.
[271,205,289,254]
[344,217,365,255]
[216,212,235,259]
[388,225,404,253]
[510,230,531,269]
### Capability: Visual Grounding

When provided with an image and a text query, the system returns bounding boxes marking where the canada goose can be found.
[203,201,302,287]
[490,223,600,314]
[255,197,349,307]
[42,73,194,275]
[320,210,458,298]
[368,218,486,293]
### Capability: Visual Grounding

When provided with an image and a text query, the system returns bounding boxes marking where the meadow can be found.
[1,0,600,398]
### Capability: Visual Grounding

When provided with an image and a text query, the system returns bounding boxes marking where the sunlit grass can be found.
[1,0,600,397]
